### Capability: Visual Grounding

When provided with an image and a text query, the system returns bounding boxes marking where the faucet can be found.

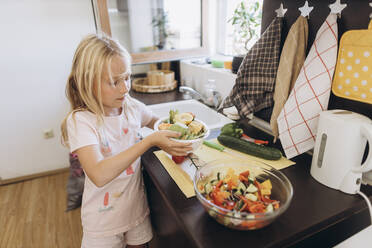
[179,86,222,109]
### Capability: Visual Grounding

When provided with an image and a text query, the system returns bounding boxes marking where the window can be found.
[215,0,263,56]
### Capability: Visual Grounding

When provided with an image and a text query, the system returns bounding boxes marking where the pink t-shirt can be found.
[67,96,155,237]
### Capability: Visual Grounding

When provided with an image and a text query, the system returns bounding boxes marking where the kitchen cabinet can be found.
[134,90,372,248]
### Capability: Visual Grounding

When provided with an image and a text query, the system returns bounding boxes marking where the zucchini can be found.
[217,135,282,160]
[204,183,213,194]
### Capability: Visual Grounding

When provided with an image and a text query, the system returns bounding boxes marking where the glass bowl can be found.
[154,117,210,152]
[193,159,293,230]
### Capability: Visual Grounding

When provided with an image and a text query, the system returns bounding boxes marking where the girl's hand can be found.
[148,130,193,156]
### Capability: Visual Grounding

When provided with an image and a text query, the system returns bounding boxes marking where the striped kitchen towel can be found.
[220,17,282,119]
[277,13,338,159]
[270,16,309,141]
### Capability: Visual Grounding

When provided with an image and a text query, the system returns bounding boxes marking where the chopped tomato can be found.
[240,170,250,178]
[172,155,185,164]
[211,191,230,206]
[239,174,248,183]
[224,200,235,210]
[215,180,223,189]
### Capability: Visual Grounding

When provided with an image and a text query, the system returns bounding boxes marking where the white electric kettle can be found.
[310,110,372,194]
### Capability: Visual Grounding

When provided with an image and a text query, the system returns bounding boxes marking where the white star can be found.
[275,3,287,18]
[299,1,314,18]
[329,0,347,14]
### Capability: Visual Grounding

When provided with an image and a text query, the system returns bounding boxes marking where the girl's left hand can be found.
[147,130,193,156]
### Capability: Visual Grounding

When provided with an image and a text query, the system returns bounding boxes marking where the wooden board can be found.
[147,69,174,85]
[132,77,177,93]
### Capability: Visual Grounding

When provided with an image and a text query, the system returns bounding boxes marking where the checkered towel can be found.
[277,14,338,159]
[220,17,282,118]
[270,16,309,141]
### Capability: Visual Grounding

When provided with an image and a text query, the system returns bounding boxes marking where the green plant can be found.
[151,9,169,49]
[228,1,262,53]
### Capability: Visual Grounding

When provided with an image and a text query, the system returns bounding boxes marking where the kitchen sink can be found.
[139,99,233,137]
[148,99,233,129]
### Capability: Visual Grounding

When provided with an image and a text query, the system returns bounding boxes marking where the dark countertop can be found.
[134,89,372,248]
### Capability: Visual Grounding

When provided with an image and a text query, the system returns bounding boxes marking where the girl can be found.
[61,34,192,248]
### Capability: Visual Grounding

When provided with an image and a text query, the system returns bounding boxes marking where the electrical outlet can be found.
[43,129,54,139]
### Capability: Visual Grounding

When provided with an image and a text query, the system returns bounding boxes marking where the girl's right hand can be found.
[148,130,193,156]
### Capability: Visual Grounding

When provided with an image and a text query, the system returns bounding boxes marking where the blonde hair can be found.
[61,33,131,147]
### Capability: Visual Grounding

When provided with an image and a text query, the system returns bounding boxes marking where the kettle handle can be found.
[353,123,372,173]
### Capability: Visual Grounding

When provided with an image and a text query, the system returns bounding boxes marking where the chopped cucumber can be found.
[231,211,243,226]
[245,214,255,220]
[224,212,234,225]
[266,203,274,213]
[245,183,258,193]
[245,193,258,202]
[208,207,218,218]
[237,182,247,192]
[210,179,218,186]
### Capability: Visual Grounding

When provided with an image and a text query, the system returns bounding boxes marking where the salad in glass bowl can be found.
[194,159,293,230]
[154,110,210,152]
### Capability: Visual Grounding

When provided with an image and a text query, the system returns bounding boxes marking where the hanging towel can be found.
[277,14,338,159]
[220,17,282,118]
[332,19,372,104]
[270,16,309,141]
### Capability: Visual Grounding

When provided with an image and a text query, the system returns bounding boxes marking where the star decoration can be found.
[275,3,287,17]
[329,0,347,15]
[299,1,314,18]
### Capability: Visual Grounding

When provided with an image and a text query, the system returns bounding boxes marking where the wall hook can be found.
[329,0,347,18]
[275,3,287,18]
[299,1,314,18]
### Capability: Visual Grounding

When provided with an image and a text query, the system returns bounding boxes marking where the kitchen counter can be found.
[132,89,372,247]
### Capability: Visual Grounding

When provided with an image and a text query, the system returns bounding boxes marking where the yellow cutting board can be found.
[154,139,295,198]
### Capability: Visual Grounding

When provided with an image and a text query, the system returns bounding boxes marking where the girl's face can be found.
[100,55,130,116]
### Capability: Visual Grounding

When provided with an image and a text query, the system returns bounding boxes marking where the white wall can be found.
[0,0,96,180]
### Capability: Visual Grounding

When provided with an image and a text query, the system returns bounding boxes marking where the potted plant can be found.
[228,1,262,73]
[152,9,169,50]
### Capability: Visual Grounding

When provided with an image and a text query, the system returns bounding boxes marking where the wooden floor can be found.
[0,172,83,248]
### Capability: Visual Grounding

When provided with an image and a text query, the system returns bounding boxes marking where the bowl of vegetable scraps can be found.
[194,159,293,230]
[154,110,210,152]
